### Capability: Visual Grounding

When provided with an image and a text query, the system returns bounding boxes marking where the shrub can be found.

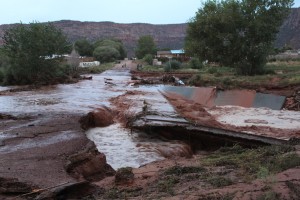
[215,71,222,77]
[143,54,153,65]
[222,77,232,86]
[157,57,169,63]
[262,69,276,75]
[207,176,233,188]
[188,74,203,86]
[189,57,204,69]
[208,67,218,74]
[164,64,171,72]
[164,166,206,176]
[166,60,181,70]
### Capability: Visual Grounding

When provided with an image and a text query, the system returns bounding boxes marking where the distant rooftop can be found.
[170,49,185,54]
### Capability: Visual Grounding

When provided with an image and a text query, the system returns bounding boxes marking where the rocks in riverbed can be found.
[0,177,33,194]
[0,113,17,120]
[115,167,134,185]
[65,142,115,181]
[34,181,97,200]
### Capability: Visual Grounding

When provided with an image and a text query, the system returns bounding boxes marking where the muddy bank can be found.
[0,112,114,199]
[91,145,300,200]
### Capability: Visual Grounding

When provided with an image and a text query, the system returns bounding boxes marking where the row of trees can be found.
[0,21,157,85]
[74,35,157,61]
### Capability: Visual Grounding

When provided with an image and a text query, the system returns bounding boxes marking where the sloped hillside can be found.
[0,8,299,56]
[275,8,300,49]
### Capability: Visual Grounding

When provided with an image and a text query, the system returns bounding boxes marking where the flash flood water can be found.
[0,69,190,169]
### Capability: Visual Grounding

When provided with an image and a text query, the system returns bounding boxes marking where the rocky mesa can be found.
[0,8,300,56]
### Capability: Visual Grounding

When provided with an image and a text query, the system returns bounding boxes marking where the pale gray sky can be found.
[1,0,299,25]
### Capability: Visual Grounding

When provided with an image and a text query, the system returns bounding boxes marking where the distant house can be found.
[156,49,187,60]
[157,51,173,58]
[170,49,185,58]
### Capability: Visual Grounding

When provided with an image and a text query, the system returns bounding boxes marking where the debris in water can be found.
[79,106,114,130]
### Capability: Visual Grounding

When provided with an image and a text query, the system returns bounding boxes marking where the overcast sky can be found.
[1,0,300,25]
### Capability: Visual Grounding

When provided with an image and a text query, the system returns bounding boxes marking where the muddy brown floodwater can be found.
[0,64,191,171]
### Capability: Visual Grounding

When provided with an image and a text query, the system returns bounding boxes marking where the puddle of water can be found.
[86,124,190,170]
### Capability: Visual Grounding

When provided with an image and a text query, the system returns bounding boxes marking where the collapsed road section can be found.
[127,85,300,146]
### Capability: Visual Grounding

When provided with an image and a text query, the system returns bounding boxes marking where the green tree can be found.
[93,46,120,62]
[185,0,293,75]
[93,39,126,59]
[2,22,71,84]
[74,39,93,56]
[135,35,157,59]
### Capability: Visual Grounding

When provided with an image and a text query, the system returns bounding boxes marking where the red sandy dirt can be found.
[110,90,147,127]
[79,107,114,130]
[161,91,224,128]
[92,150,300,200]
